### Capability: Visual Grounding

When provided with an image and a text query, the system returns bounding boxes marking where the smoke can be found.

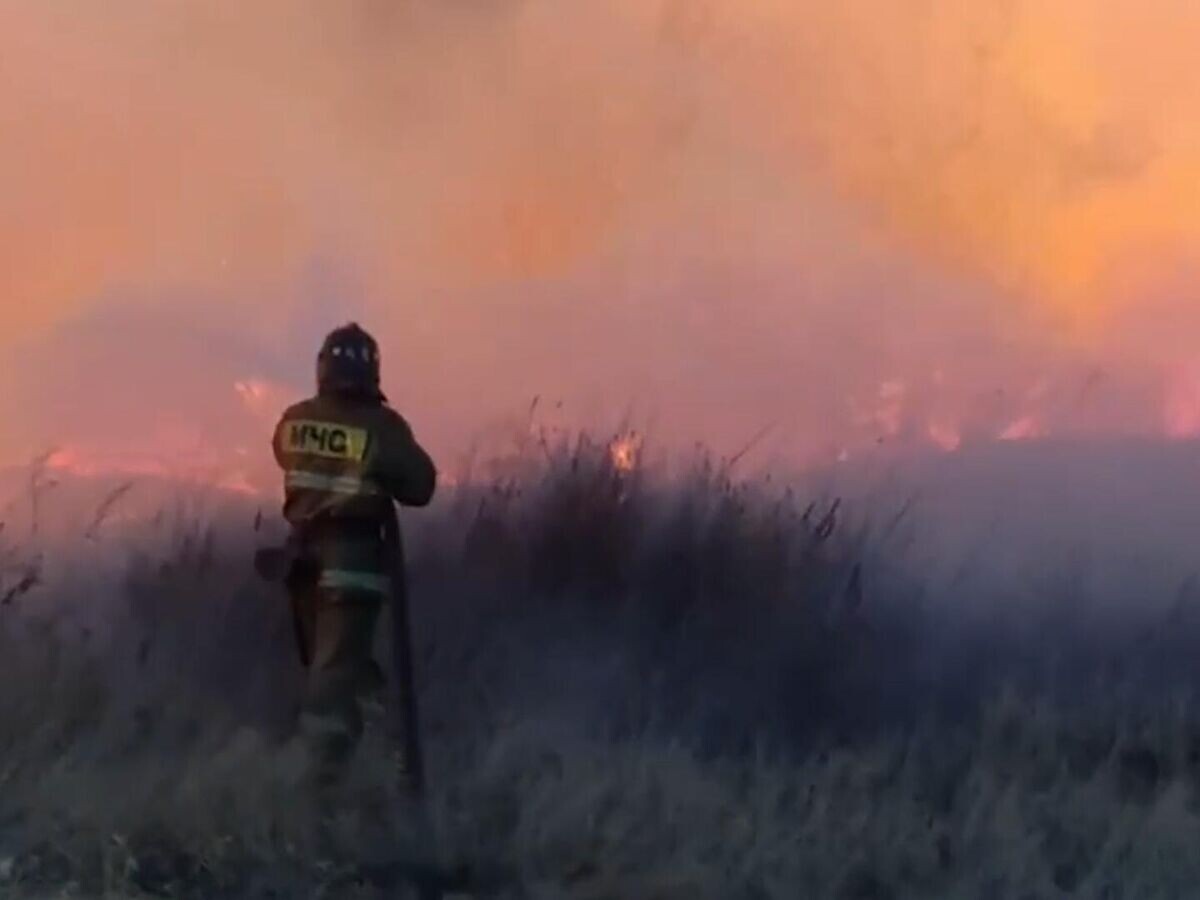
[2,0,1198,471]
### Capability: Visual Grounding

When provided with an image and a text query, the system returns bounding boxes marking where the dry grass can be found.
[1,432,1199,897]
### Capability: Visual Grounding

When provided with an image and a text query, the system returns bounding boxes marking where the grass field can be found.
[3,433,1200,898]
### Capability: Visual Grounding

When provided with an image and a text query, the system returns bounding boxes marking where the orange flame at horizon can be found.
[43,446,265,497]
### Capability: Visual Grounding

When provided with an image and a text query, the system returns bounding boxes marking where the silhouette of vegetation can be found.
[1,433,1200,897]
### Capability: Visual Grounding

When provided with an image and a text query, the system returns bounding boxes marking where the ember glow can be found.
[609,433,643,474]
[1,1,1198,479]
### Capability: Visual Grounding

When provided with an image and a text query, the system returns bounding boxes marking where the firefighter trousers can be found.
[291,583,386,782]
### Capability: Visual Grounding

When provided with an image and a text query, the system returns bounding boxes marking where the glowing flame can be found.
[43,445,264,496]
[999,416,1043,443]
[927,421,963,453]
[235,378,291,422]
[851,379,910,439]
[33,381,294,498]
[609,433,642,473]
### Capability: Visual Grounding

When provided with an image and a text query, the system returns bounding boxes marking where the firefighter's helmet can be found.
[317,323,382,397]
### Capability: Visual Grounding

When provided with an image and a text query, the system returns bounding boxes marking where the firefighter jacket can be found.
[272,391,436,595]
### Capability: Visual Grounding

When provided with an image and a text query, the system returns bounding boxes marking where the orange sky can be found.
[2,0,1199,478]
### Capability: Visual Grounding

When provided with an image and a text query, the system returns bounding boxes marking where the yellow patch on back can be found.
[283,420,370,462]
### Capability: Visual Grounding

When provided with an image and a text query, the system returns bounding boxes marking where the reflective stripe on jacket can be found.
[285,470,382,497]
[319,568,394,595]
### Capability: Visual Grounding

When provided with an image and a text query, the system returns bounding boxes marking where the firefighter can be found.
[272,323,436,788]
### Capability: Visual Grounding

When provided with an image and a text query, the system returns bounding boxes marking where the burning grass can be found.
[1,432,1200,897]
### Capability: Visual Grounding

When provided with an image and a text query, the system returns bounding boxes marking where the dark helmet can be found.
[317,323,383,398]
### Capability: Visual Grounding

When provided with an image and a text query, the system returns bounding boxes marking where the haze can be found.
[2,0,1199,487]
